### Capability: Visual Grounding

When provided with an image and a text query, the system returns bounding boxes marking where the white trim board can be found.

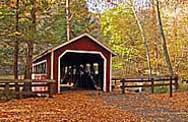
[58,50,107,93]
[109,54,112,92]
[32,60,47,67]
[51,51,54,79]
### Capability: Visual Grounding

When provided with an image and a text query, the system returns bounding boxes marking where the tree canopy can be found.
[1,0,188,78]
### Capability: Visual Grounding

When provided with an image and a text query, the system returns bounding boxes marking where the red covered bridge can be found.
[32,33,115,93]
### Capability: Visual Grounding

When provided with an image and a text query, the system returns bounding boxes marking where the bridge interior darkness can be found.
[60,52,104,91]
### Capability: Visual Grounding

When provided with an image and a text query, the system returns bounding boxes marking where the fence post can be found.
[5,82,10,99]
[23,79,32,97]
[121,79,125,94]
[151,78,154,93]
[170,76,173,97]
[48,80,54,98]
[111,79,114,92]
[174,75,178,91]
[15,80,20,99]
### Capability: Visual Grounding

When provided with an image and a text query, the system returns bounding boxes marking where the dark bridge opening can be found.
[60,52,104,91]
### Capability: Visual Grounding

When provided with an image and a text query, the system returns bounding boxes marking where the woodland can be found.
[1,1,188,121]
[0,0,188,79]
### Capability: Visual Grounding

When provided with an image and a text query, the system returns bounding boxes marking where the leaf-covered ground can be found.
[97,91,188,122]
[0,91,188,122]
[0,91,140,122]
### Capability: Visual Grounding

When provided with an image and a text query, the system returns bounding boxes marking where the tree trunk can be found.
[14,0,19,79]
[66,0,71,41]
[23,0,36,94]
[151,4,160,75]
[25,41,33,79]
[25,0,36,79]
[154,0,174,75]
[14,41,19,79]
[132,5,152,76]
[23,41,33,95]
[173,3,178,73]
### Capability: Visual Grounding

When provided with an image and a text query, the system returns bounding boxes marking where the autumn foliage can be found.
[0,91,140,122]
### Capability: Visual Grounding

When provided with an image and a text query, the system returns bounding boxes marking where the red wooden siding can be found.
[53,37,111,92]
[33,34,114,93]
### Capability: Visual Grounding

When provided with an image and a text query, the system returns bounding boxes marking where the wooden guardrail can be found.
[112,77,121,85]
[120,75,178,97]
[0,79,56,100]
[111,77,121,91]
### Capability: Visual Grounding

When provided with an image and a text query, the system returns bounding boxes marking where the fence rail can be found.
[113,75,179,97]
[0,79,56,100]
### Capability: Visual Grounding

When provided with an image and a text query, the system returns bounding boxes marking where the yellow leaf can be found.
[13,31,22,36]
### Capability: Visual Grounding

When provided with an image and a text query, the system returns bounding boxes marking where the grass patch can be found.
[154,86,168,93]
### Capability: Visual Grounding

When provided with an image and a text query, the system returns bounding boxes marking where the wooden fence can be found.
[111,77,122,91]
[120,75,178,97]
[112,75,178,97]
[0,79,56,100]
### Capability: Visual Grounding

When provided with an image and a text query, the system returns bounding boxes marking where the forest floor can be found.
[0,91,140,122]
[95,91,188,122]
[0,90,187,122]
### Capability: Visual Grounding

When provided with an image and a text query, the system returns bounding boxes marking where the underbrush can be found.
[177,82,188,92]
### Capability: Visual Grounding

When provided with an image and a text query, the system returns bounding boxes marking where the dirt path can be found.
[0,91,139,122]
[92,91,188,122]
